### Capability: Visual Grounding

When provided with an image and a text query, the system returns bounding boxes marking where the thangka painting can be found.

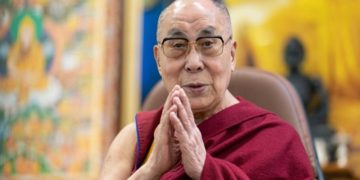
[0,0,106,178]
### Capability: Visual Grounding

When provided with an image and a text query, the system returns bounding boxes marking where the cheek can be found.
[160,60,184,89]
[161,60,183,76]
[207,60,232,91]
[212,72,231,92]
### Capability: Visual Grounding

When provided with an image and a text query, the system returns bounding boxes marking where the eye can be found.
[172,42,187,49]
[198,38,216,49]
[164,39,188,50]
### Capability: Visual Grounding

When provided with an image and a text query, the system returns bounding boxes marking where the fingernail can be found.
[173,90,179,96]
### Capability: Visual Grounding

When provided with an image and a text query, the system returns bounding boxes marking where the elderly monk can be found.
[100,0,314,179]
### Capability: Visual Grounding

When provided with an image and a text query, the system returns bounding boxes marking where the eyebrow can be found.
[164,26,217,39]
[165,28,187,38]
[197,26,216,36]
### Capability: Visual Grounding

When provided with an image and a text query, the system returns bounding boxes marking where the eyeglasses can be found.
[159,35,232,58]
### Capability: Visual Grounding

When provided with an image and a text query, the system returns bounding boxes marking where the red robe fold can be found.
[134,97,314,179]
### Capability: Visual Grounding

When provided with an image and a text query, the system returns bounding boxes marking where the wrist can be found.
[129,162,162,180]
[143,162,163,179]
[188,167,203,180]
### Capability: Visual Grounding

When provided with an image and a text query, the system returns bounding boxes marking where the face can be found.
[154,0,236,113]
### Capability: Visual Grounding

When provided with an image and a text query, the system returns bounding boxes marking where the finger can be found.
[160,86,180,126]
[164,85,178,111]
[155,104,177,133]
[172,96,192,132]
[157,104,177,136]
[178,88,196,126]
[169,111,188,142]
[165,105,178,135]
[162,104,178,129]
[163,85,181,112]
[179,88,192,115]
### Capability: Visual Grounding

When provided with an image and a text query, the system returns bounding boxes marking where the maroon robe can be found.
[134,97,313,179]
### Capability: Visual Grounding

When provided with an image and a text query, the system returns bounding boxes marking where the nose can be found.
[184,45,204,73]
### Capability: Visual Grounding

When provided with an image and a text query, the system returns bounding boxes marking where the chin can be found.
[188,96,214,112]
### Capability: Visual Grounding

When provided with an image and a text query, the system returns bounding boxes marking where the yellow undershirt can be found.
[142,143,154,165]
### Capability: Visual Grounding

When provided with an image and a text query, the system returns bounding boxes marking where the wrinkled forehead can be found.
[158,0,227,40]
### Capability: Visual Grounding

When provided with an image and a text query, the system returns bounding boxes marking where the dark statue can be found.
[284,37,337,162]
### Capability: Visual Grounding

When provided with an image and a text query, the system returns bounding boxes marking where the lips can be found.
[181,83,208,94]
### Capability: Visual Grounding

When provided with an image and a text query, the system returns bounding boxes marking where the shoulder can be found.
[106,122,137,160]
[234,98,296,129]
[114,123,137,145]
[200,98,296,140]
[100,123,137,180]
[259,113,299,136]
[230,98,300,139]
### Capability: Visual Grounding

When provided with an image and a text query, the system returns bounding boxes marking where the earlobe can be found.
[231,57,235,72]
[153,45,162,76]
[231,41,237,70]
[231,58,235,71]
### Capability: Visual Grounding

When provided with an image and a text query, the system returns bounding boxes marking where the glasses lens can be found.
[161,37,225,58]
[163,39,188,58]
[196,37,223,57]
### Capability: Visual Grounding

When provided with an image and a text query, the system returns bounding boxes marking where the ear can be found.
[153,45,162,76]
[231,41,237,71]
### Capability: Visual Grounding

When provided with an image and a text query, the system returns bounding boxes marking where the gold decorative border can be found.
[120,1,143,127]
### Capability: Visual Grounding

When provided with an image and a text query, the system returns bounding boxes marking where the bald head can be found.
[156,0,232,42]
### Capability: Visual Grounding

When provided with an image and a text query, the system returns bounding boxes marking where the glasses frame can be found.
[159,35,232,58]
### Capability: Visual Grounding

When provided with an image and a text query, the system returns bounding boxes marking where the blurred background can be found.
[0,0,359,179]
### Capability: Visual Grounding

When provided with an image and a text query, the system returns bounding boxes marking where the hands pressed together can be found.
[141,85,207,179]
